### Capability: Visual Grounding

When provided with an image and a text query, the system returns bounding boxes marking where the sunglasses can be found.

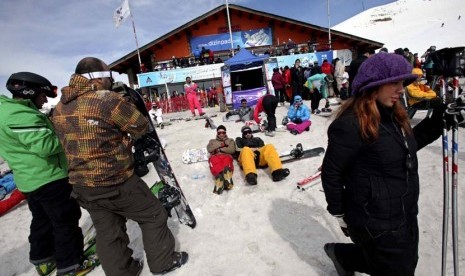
[217,131,226,134]
[243,130,252,135]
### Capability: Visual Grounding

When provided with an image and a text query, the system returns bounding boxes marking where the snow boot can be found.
[324,243,354,276]
[245,173,258,185]
[153,252,188,275]
[272,168,290,182]
[265,131,275,137]
[223,167,234,190]
[213,173,225,194]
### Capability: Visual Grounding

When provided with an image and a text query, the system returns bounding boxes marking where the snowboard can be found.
[182,148,209,164]
[280,144,325,164]
[115,82,196,228]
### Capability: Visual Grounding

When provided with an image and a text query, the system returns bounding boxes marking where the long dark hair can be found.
[336,91,412,142]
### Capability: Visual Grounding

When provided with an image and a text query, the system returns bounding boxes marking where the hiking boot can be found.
[265,131,275,137]
[245,173,258,185]
[324,243,354,276]
[153,251,188,275]
[272,168,290,182]
[34,259,56,276]
[290,129,298,135]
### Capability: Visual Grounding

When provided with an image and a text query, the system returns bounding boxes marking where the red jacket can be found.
[271,72,286,90]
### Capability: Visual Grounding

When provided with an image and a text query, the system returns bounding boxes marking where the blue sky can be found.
[0,0,395,97]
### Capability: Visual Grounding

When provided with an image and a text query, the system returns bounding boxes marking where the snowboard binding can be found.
[290,143,304,158]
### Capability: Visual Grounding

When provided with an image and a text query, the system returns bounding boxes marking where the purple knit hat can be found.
[351,52,417,96]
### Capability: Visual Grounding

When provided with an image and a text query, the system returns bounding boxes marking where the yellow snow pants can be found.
[238,144,282,176]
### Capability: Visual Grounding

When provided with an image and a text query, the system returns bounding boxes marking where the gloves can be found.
[225,112,231,119]
[334,215,349,237]
[293,118,302,124]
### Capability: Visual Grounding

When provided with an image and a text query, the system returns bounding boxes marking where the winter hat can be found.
[351,52,417,96]
[294,95,303,103]
[412,68,423,77]
[241,126,252,134]
[217,125,226,132]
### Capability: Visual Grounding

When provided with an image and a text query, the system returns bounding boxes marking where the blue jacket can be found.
[287,103,311,122]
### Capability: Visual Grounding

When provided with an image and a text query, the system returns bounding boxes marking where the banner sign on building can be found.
[190,28,273,52]
[232,87,267,109]
[137,63,223,87]
[274,51,333,68]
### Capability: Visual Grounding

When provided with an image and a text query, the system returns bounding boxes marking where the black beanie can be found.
[217,125,226,132]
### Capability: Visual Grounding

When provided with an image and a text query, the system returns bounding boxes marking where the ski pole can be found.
[440,76,450,276]
[450,78,460,276]
[297,171,322,189]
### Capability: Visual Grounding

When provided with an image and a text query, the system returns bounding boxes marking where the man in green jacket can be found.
[0,72,85,276]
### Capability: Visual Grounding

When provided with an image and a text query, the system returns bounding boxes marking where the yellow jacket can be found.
[406,82,437,106]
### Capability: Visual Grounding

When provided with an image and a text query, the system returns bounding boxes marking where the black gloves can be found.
[431,102,465,129]
[225,112,232,119]
[293,118,302,124]
[334,215,349,237]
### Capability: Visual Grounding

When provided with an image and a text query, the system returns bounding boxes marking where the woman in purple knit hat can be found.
[321,52,447,276]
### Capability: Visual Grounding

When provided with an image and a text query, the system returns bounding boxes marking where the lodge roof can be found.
[109,4,383,74]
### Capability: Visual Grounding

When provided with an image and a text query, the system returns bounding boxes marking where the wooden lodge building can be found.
[109,4,383,89]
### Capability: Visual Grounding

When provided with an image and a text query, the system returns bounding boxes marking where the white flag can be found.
[113,0,130,28]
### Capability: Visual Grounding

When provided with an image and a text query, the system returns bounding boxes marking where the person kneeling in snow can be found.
[149,103,164,128]
[235,126,290,185]
[286,95,312,135]
[206,125,237,194]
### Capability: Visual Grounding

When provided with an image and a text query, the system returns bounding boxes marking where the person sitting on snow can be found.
[225,98,253,122]
[206,125,236,194]
[286,95,312,135]
[235,126,290,185]
[149,103,164,128]
[406,68,441,109]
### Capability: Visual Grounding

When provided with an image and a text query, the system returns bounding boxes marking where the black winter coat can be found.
[322,104,442,233]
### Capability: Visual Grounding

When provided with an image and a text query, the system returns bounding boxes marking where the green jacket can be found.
[0,95,68,192]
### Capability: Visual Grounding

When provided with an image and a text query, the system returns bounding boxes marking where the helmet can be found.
[6,72,57,99]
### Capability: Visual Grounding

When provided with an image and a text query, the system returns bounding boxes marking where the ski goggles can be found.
[217,130,226,135]
[81,71,114,83]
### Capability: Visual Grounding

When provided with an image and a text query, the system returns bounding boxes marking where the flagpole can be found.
[127,0,143,72]
[225,0,234,56]
[327,0,332,50]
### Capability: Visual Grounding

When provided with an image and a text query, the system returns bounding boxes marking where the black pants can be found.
[274,88,285,103]
[291,83,303,105]
[334,222,419,276]
[262,95,278,131]
[26,178,83,270]
[72,174,176,276]
[310,89,322,111]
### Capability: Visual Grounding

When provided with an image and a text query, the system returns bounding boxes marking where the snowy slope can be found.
[334,0,465,55]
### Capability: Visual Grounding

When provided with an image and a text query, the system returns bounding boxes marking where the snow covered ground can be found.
[333,0,465,56]
[2,0,465,275]
[1,99,464,276]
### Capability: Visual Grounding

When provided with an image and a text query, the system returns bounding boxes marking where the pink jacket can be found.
[184,82,198,94]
